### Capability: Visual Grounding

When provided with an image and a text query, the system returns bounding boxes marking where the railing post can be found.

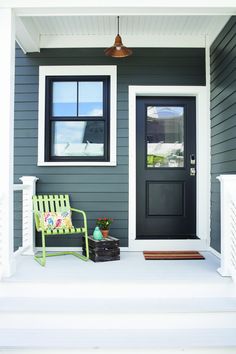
[19,176,38,256]
[217,175,236,278]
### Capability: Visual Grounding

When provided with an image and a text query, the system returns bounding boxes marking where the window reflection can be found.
[78,82,103,116]
[51,121,104,157]
[147,106,184,168]
[52,82,77,117]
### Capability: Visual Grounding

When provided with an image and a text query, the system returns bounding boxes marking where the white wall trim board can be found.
[128,85,210,251]
[36,247,128,252]
[208,246,221,259]
[0,8,16,277]
[38,65,117,167]
[39,34,206,49]
[205,36,211,249]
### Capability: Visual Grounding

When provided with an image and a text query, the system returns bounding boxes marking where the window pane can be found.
[51,121,104,157]
[52,82,77,116]
[78,82,103,116]
[146,106,184,168]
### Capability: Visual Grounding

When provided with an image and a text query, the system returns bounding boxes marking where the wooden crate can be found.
[82,235,120,262]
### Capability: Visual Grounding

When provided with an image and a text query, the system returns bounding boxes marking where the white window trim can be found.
[128,85,210,251]
[38,65,117,166]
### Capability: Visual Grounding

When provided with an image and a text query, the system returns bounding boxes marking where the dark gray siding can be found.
[14,191,22,251]
[210,16,236,252]
[14,46,205,247]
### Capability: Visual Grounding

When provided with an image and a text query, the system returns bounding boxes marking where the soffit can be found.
[16,15,230,52]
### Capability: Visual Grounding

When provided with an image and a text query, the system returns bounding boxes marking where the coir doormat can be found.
[143,251,205,260]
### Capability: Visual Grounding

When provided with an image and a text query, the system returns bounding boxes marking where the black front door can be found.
[136,96,196,239]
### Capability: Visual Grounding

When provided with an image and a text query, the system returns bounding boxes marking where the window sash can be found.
[45,76,110,162]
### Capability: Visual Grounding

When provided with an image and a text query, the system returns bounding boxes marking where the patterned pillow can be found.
[39,210,73,230]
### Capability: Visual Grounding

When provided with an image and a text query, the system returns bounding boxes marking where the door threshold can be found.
[129,239,208,251]
[136,236,200,240]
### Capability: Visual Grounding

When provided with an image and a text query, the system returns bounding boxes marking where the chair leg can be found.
[34,229,90,265]
[83,228,89,260]
[34,231,46,267]
[72,229,89,261]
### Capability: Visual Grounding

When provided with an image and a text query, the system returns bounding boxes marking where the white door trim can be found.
[128,86,210,251]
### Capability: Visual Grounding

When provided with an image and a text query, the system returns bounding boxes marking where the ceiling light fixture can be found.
[104,16,133,58]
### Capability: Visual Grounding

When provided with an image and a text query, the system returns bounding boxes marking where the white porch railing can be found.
[0,176,38,278]
[217,175,236,281]
[13,176,38,257]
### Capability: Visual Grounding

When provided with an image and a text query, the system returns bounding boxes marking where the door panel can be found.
[136,96,196,239]
[147,181,184,216]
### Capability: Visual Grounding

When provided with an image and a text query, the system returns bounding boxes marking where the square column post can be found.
[0,8,16,277]
[19,176,39,256]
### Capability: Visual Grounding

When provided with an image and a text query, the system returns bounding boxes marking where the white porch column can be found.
[0,8,16,277]
[19,176,39,256]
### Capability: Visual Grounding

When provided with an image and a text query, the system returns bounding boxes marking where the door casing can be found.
[128,86,210,251]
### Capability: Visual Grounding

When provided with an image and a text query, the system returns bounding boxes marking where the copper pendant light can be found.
[104,16,132,58]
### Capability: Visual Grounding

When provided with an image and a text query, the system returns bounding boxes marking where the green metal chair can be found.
[32,194,89,266]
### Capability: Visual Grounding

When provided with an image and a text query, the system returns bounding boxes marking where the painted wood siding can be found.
[14,46,205,248]
[210,16,236,253]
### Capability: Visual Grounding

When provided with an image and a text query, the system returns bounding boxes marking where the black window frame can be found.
[44,75,110,162]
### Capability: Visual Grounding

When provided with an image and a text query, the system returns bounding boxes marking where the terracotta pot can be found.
[101,229,109,238]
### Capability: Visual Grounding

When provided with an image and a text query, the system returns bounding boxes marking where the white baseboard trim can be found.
[35,247,128,252]
[208,246,221,259]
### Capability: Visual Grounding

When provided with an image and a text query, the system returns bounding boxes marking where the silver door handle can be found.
[190,167,196,176]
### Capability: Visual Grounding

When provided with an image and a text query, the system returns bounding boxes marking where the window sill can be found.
[37,160,117,167]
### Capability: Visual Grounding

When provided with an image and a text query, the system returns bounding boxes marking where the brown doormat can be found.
[143,251,205,260]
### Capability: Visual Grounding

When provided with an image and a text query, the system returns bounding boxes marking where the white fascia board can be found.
[40,34,206,49]
[2,0,236,14]
[15,16,40,53]
[14,7,236,16]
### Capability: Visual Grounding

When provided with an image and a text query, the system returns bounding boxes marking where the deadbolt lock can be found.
[190,167,196,176]
[190,154,196,165]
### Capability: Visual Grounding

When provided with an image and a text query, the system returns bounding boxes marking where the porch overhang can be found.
[1,0,236,278]
[7,1,236,53]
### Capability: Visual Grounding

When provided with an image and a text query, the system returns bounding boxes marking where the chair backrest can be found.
[32,194,71,231]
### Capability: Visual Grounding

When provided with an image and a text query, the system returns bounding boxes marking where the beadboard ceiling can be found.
[29,15,229,36]
[16,15,230,52]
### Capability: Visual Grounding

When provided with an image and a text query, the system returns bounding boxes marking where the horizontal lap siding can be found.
[13,191,22,251]
[14,46,205,247]
[210,16,236,253]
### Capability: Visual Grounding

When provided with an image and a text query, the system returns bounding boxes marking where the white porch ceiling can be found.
[16,15,230,53]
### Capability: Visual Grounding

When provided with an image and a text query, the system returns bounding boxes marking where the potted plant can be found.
[96,217,113,238]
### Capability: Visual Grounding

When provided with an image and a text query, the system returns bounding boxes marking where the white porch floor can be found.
[1,251,236,299]
[1,251,236,350]
[3,251,232,285]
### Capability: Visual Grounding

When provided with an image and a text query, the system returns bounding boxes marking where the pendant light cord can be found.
[117,16,120,35]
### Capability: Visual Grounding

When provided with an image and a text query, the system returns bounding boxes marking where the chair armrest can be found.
[70,208,88,229]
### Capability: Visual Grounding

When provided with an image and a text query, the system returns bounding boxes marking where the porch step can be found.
[0,296,236,348]
[0,280,236,299]
[1,296,236,314]
[1,328,236,349]
[1,252,236,349]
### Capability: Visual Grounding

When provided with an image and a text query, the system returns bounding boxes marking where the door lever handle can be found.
[190,167,196,176]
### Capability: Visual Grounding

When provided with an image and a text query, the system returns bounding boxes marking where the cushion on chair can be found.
[39,210,73,230]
